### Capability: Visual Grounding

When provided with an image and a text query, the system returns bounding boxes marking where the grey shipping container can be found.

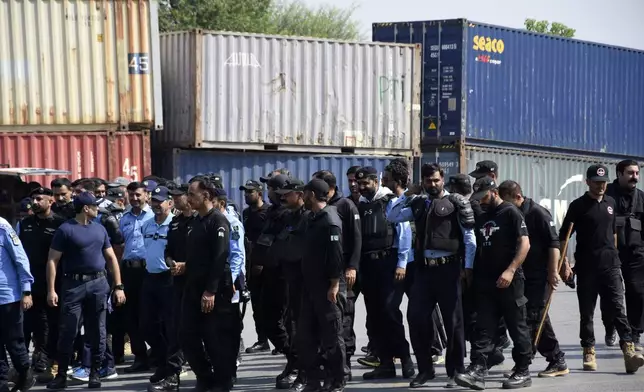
[153,148,406,209]
[418,143,643,262]
[157,30,421,155]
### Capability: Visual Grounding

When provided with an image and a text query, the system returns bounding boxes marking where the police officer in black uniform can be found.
[51,178,75,220]
[239,180,271,354]
[182,179,238,392]
[18,187,66,380]
[106,188,127,221]
[455,177,533,390]
[604,160,644,350]
[559,164,644,373]
[312,170,362,380]
[498,180,569,378]
[298,178,346,392]
[388,163,476,388]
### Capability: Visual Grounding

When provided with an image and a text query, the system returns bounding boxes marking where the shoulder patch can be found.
[217,226,226,237]
[10,232,21,246]
[330,234,340,242]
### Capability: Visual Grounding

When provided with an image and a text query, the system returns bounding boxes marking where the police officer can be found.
[93,179,113,209]
[604,160,644,350]
[51,178,75,220]
[182,178,238,392]
[106,188,127,221]
[498,180,569,377]
[45,192,126,390]
[298,178,346,392]
[559,164,644,373]
[239,180,271,354]
[18,187,66,381]
[455,177,532,390]
[313,170,362,381]
[119,181,155,373]
[388,163,476,388]
[0,216,36,392]
[355,166,414,380]
[346,166,362,205]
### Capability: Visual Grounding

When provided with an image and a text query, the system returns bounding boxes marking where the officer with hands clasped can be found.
[455,177,533,390]
[558,164,644,373]
[498,181,569,378]
[298,179,347,392]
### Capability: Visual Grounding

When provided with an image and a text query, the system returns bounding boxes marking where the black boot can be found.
[12,368,36,392]
[245,341,270,354]
[409,369,436,388]
[401,356,415,379]
[363,363,396,380]
[46,374,67,390]
[538,357,569,378]
[455,364,487,391]
[502,369,532,389]
[124,359,150,373]
[487,349,505,369]
[148,374,180,392]
[276,364,298,389]
[88,369,101,389]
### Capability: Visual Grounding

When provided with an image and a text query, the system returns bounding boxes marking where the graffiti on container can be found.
[65,10,107,26]
[537,174,584,227]
[378,75,405,104]
[268,73,296,95]
[122,158,139,181]
[224,53,261,68]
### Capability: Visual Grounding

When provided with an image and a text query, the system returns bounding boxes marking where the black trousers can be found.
[343,275,360,362]
[23,291,59,366]
[0,301,30,389]
[248,269,268,344]
[602,264,644,339]
[181,286,241,388]
[577,267,632,347]
[524,275,563,363]
[408,261,465,377]
[259,266,289,352]
[140,271,182,376]
[297,287,346,383]
[463,283,508,348]
[121,263,148,361]
[167,277,186,371]
[361,252,410,362]
[283,262,303,366]
[470,277,532,370]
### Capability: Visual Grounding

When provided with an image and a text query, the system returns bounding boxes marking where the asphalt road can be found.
[26,286,644,391]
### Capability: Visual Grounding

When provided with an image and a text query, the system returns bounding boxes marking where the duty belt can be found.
[123,259,146,269]
[65,271,106,282]
[366,249,393,260]
[422,255,457,267]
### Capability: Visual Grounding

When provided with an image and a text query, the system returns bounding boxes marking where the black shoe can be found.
[502,369,531,389]
[148,374,180,392]
[401,357,416,379]
[356,355,380,368]
[289,376,306,392]
[487,349,505,369]
[276,368,297,389]
[272,348,285,355]
[606,330,618,347]
[497,335,512,351]
[361,346,369,354]
[46,374,67,390]
[538,358,569,378]
[301,382,322,392]
[245,341,270,354]
[503,366,516,378]
[445,376,458,388]
[11,368,36,392]
[410,371,436,388]
[323,381,345,392]
[125,360,150,373]
[455,364,487,391]
[363,364,396,380]
[88,369,101,389]
[149,367,168,384]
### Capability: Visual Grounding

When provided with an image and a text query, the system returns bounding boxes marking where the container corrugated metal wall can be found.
[373,19,644,156]
[154,149,400,208]
[0,130,151,185]
[0,0,163,130]
[157,31,421,155]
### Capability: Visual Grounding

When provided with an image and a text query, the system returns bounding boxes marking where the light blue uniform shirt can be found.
[386,193,414,269]
[142,213,174,273]
[387,190,477,269]
[0,217,34,305]
[119,205,154,261]
[225,210,246,283]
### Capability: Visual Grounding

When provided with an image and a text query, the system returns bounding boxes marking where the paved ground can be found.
[27,286,644,391]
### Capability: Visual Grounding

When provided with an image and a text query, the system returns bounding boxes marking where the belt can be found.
[421,255,457,267]
[366,249,393,260]
[123,259,146,268]
[64,271,106,282]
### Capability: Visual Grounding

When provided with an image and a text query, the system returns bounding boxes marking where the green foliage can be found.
[525,18,576,38]
[159,0,363,41]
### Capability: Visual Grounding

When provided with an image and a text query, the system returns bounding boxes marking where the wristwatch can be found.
[23,291,31,296]
[114,284,125,291]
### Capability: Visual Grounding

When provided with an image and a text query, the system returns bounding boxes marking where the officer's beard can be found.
[424,186,441,198]
[31,204,43,214]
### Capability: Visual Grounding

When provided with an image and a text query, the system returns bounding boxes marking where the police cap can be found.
[239,180,263,192]
[470,176,498,202]
[586,164,609,182]
[355,167,378,180]
[469,160,498,179]
[29,187,54,197]
[275,178,305,195]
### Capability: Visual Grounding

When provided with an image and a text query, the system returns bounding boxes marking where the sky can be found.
[302,0,644,50]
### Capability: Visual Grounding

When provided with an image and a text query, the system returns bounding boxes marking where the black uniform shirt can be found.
[99,211,124,246]
[475,201,529,282]
[251,205,289,268]
[18,213,66,292]
[52,202,76,220]
[328,190,362,271]
[559,193,619,271]
[520,198,560,278]
[242,204,270,244]
[302,205,344,290]
[166,212,196,263]
[186,208,231,295]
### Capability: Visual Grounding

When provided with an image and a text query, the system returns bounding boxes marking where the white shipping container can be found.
[0,0,163,130]
[157,30,421,155]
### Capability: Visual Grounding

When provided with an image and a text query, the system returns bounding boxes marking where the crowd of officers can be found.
[0,157,643,392]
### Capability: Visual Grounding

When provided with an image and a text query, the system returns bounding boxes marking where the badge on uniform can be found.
[232,225,240,240]
[10,232,20,246]
[217,227,225,237]
[330,235,339,241]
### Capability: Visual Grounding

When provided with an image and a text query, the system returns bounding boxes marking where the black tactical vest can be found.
[359,196,394,253]
[423,196,462,253]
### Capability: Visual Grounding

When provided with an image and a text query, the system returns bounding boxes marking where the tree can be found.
[159,0,363,41]
[524,18,576,38]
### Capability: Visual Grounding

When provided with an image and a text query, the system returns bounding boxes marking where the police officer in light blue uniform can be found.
[0,216,35,392]
[119,181,155,372]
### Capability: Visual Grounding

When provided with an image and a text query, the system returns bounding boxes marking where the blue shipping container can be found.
[154,149,402,209]
[373,19,644,156]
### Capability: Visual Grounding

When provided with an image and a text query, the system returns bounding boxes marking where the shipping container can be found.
[154,148,405,208]
[157,30,421,155]
[418,142,643,262]
[0,130,151,186]
[373,19,644,156]
[0,0,163,130]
